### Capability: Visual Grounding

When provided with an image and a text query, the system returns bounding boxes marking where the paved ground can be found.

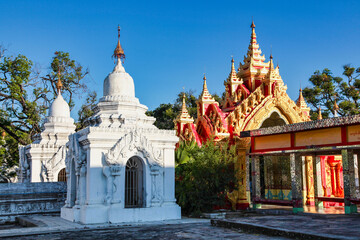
[215,214,360,240]
[2,213,360,239]
[1,219,290,240]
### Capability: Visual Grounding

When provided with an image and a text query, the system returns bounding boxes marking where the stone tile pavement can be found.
[0,215,290,239]
[213,214,360,240]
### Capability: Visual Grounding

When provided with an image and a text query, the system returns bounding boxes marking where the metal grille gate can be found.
[57,168,67,182]
[125,157,143,208]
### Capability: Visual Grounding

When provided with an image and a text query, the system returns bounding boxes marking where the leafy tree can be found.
[0,49,88,145]
[303,65,360,120]
[0,132,19,183]
[41,51,89,109]
[146,90,197,129]
[76,91,97,131]
[0,48,89,181]
[175,140,237,216]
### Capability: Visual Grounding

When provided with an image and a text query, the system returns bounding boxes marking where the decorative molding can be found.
[104,131,163,166]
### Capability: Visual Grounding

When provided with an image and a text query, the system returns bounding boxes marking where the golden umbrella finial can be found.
[56,67,63,94]
[113,25,125,63]
[250,17,255,29]
[318,107,323,120]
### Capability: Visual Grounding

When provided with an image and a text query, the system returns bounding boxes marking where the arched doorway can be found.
[259,111,291,200]
[58,168,67,182]
[125,157,144,208]
[260,111,287,128]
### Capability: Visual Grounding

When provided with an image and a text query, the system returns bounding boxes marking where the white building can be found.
[60,28,181,224]
[18,77,76,183]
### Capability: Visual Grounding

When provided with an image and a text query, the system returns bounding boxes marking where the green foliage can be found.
[42,51,89,109]
[0,54,44,144]
[146,90,198,129]
[0,133,19,183]
[76,91,97,131]
[175,140,237,216]
[0,47,89,181]
[303,65,360,120]
[175,141,197,165]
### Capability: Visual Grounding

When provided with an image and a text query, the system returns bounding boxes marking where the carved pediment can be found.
[105,131,162,166]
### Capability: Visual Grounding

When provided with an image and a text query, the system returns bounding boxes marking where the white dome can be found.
[103,60,135,98]
[48,93,71,118]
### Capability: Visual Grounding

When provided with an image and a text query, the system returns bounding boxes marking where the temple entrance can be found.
[125,157,144,208]
[258,112,291,201]
[260,111,287,129]
[262,156,292,201]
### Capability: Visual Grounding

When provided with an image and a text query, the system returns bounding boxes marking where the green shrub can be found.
[175,140,237,216]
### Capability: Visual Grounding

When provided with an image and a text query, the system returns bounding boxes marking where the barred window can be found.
[58,168,67,182]
[125,157,144,208]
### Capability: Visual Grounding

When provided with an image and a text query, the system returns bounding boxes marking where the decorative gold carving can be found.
[227,137,251,209]
[305,156,315,204]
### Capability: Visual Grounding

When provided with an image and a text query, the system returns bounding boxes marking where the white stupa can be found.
[61,27,181,224]
[19,73,76,183]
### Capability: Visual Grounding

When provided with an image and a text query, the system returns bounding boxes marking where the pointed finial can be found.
[251,18,255,28]
[270,54,273,60]
[181,92,188,112]
[113,25,125,63]
[56,67,63,94]
[203,73,206,81]
[231,57,234,63]
[270,45,273,59]
[318,107,323,120]
[333,95,339,117]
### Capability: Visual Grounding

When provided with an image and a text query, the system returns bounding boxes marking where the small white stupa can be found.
[61,27,181,224]
[19,72,76,182]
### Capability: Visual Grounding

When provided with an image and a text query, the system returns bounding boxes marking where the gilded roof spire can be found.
[269,54,274,70]
[250,19,255,29]
[176,92,193,122]
[333,96,339,117]
[182,92,187,111]
[203,73,208,91]
[113,25,125,63]
[318,107,323,120]
[227,57,239,82]
[296,88,306,108]
[56,67,63,94]
[250,20,257,47]
[200,73,215,102]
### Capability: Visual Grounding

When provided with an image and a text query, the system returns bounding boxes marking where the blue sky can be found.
[1,0,359,119]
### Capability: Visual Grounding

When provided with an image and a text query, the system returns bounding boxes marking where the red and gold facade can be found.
[174,22,355,212]
[175,22,310,147]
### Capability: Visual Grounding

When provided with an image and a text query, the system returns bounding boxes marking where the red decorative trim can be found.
[250,140,360,154]
[316,197,344,203]
[341,126,347,144]
[290,133,295,148]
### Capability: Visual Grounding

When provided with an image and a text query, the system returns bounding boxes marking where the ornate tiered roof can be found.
[175,21,311,145]
[238,21,269,83]
[176,93,194,123]
[199,74,215,103]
